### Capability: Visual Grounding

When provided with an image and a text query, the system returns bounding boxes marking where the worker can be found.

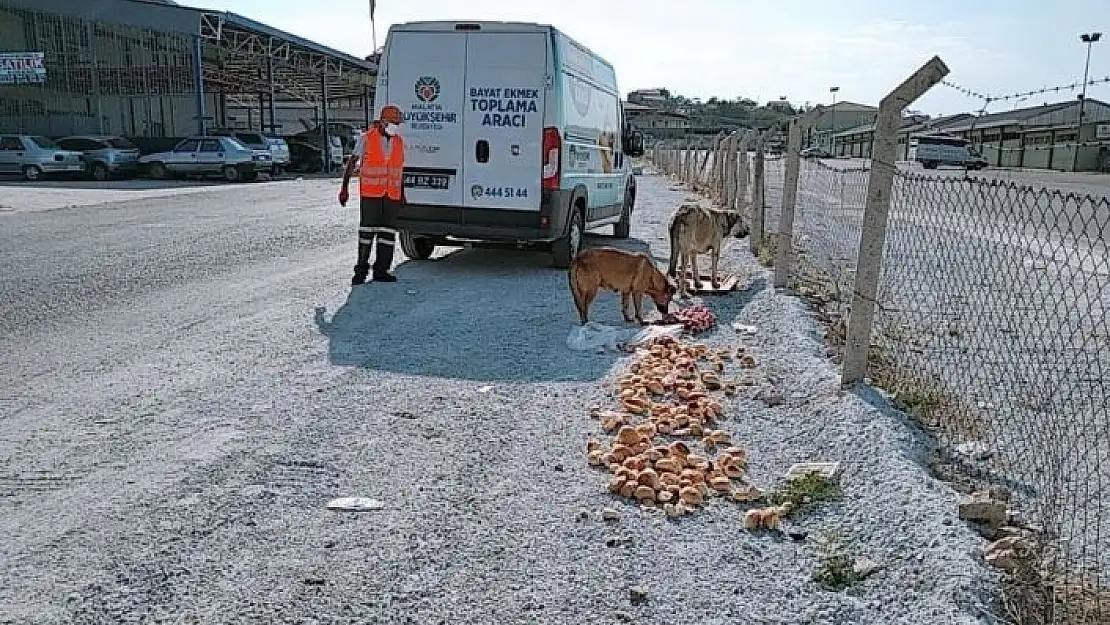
[338,104,406,285]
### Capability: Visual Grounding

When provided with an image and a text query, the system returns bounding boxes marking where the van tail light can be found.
[542,127,561,190]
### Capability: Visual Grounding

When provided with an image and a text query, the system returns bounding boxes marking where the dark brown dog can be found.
[568,247,677,325]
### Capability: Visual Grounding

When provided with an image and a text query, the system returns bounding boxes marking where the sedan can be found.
[56,135,141,181]
[0,134,86,181]
[138,136,273,182]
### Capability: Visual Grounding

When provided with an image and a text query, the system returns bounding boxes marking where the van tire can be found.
[222,166,241,182]
[22,165,42,182]
[149,162,168,180]
[613,185,634,239]
[551,205,585,269]
[400,231,436,260]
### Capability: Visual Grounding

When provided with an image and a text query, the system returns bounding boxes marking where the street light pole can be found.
[1074,32,1102,171]
[830,86,839,155]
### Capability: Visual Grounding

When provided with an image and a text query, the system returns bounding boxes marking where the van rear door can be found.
[460,32,547,212]
[382,31,467,208]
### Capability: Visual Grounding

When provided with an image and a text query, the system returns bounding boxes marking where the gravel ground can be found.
[756,155,1110,580]
[1,173,995,623]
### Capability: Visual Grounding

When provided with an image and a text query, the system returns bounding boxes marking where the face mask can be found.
[383,123,401,136]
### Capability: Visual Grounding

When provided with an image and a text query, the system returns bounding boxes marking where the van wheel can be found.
[22,165,42,182]
[149,162,168,180]
[613,186,634,239]
[400,231,436,260]
[552,207,584,269]
[223,166,241,182]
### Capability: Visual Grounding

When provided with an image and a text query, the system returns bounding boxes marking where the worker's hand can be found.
[338,186,349,207]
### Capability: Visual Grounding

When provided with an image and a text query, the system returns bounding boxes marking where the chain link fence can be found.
[652,58,1110,623]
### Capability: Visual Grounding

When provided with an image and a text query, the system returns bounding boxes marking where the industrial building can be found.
[831,98,1110,172]
[0,0,376,153]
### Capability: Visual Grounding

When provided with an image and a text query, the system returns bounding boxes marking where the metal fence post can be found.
[841,56,950,384]
[750,131,767,255]
[192,35,207,135]
[775,106,826,287]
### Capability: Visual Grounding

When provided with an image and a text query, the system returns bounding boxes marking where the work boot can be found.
[352,243,372,285]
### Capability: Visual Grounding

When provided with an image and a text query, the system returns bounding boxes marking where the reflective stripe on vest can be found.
[359,127,404,200]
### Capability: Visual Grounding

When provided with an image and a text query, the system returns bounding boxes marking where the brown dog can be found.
[568,247,677,325]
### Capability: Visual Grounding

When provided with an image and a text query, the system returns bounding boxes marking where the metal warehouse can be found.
[0,0,376,147]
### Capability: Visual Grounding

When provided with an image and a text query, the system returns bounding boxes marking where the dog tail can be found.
[568,259,585,321]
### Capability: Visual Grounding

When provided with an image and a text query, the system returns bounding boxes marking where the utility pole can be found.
[829,86,840,155]
[1074,32,1102,171]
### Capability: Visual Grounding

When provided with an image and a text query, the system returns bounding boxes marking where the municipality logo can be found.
[415,76,440,102]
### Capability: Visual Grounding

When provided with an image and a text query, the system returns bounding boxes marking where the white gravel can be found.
[0,172,996,623]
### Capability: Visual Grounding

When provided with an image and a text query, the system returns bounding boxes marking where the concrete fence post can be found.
[774,106,826,288]
[723,133,736,203]
[719,131,728,200]
[698,138,714,188]
[723,133,732,208]
[682,141,689,183]
[842,56,950,384]
[750,131,767,255]
[736,130,753,210]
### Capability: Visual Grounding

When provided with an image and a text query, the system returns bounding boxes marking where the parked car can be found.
[138,135,273,182]
[55,135,141,181]
[286,134,344,173]
[0,134,86,181]
[210,129,291,174]
[262,133,291,173]
[800,146,832,159]
[912,134,988,170]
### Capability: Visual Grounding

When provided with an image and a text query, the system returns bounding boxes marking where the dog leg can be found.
[621,292,635,323]
[579,286,598,325]
[632,293,645,325]
[711,246,720,290]
[691,253,703,291]
[677,252,689,298]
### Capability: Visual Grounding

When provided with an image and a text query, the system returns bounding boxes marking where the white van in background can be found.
[372,21,645,267]
[911,133,988,170]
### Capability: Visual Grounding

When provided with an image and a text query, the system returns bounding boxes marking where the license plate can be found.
[404,173,450,190]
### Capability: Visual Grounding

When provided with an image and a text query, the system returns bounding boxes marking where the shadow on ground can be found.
[313,235,660,383]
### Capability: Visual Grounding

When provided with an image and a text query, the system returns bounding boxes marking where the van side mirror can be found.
[623,130,645,157]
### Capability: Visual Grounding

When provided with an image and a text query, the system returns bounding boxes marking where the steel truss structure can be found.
[198,11,376,105]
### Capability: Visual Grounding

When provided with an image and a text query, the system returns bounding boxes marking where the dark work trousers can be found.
[356,195,401,278]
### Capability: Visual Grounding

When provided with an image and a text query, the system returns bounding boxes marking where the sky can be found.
[178,0,1109,116]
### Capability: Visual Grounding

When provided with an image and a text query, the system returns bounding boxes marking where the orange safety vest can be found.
[359,126,404,200]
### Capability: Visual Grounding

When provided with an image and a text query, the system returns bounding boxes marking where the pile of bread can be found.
[587,335,779,521]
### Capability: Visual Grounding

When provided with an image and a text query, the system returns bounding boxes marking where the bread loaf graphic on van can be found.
[598,130,616,174]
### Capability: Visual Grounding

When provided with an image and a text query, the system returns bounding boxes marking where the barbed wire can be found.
[941,76,1110,105]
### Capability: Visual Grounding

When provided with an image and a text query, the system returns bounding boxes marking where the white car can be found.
[0,135,86,181]
[138,135,273,182]
[373,21,645,266]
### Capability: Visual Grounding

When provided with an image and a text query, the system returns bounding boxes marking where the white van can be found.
[911,133,988,170]
[371,21,645,268]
